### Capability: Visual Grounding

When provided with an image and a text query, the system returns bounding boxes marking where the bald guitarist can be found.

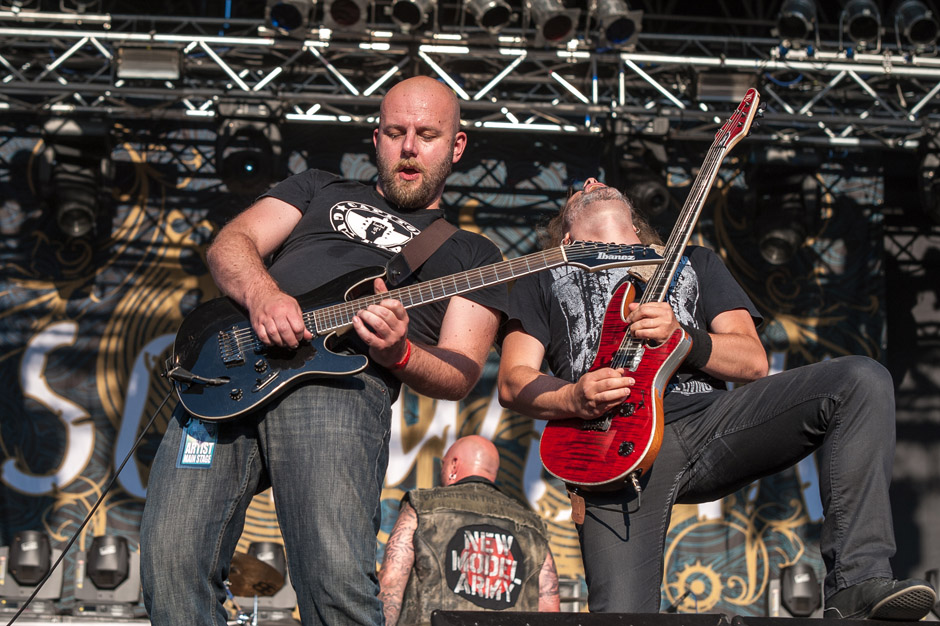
[497,178,935,619]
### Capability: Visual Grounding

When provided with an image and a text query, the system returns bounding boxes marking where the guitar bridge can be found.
[218,326,245,365]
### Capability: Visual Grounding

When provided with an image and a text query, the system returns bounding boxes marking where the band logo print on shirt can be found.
[444,524,525,609]
[330,201,420,252]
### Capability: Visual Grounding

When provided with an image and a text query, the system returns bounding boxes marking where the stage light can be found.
[217,120,282,197]
[7,531,50,587]
[41,118,111,239]
[390,0,435,31]
[0,0,39,10]
[527,0,578,45]
[917,146,940,223]
[781,562,822,617]
[116,47,181,81]
[754,171,814,266]
[52,160,99,238]
[465,0,514,33]
[767,562,823,617]
[324,0,368,29]
[266,0,313,36]
[60,0,101,12]
[776,0,817,44]
[895,0,939,47]
[0,531,64,616]
[86,536,129,590]
[842,0,881,48]
[626,177,670,220]
[73,535,141,618]
[593,0,642,48]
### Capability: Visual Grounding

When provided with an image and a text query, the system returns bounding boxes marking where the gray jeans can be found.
[578,356,897,613]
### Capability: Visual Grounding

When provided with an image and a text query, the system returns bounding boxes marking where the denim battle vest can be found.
[398,479,551,625]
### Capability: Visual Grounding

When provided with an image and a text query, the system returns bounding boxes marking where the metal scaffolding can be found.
[2,7,940,150]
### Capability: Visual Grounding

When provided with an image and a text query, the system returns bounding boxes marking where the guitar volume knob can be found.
[230,388,243,401]
[618,403,635,417]
[254,359,268,373]
[618,441,635,457]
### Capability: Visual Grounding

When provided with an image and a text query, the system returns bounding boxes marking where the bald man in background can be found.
[379,436,560,625]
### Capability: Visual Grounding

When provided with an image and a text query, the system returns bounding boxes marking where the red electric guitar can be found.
[539,88,762,490]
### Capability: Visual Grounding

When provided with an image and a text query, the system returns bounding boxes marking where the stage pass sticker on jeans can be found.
[177,419,218,468]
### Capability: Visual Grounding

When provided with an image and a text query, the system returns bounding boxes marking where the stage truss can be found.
[2,8,940,151]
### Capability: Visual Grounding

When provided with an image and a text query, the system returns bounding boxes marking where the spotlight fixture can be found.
[217,119,282,197]
[465,0,514,33]
[116,47,181,81]
[776,0,817,44]
[60,0,101,12]
[626,177,670,220]
[592,0,642,48]
[526,0,578,45]
[767,562,823,617]
[781,563,822,617]
[895,0,939,48]
[0,531,64,615]
[41,118,112,239]
[390,0,435,31]
[265,0,313,36]
[841,0,882,49]
[73,535,141,617]
[754,171,815,266]
[917,145,940,223]
[324,0,368,29]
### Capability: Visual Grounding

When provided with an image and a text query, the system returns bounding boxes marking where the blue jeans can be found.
[578,356,897,613]
[140,371,393,626]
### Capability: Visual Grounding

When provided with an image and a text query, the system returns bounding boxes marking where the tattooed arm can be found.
[378,501,418,626]
[538,551,561,611]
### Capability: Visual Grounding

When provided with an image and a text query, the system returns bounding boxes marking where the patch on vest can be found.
[329,201,420,252]
[444,523,525,609]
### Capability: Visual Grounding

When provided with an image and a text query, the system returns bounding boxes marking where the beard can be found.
[377,151,454,210]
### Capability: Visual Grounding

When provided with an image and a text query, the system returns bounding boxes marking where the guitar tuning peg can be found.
[757,105,766,118]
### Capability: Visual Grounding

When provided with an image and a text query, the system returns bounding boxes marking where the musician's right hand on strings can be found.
[569,367,635,419]
[247,287,312,348]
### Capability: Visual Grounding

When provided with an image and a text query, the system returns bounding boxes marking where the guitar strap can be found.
[627,244,666,283]
[385,218,458,287]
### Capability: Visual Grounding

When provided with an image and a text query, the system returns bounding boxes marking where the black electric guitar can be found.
[167,241,663,420]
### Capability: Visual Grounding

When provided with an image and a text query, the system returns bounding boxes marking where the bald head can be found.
[380,76,461,134]
[440,436,500,486]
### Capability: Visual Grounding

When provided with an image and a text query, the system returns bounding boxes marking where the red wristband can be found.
[391,339,412,371]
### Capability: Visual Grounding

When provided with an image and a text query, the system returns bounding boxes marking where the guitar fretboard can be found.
[306,242,654,334]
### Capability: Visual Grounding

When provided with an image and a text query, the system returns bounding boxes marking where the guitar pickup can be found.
[580,416,612,432]
[252,370,279,392]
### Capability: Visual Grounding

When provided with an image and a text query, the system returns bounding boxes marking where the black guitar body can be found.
[171,267,383,420]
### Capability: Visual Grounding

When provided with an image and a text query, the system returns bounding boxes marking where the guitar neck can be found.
[306,242,651,334]
[640,143,728,304]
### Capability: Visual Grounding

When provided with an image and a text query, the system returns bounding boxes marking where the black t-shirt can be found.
[260,168,509,348]
[507,245,762,422]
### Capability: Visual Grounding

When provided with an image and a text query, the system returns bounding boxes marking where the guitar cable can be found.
[3,389,174,626]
